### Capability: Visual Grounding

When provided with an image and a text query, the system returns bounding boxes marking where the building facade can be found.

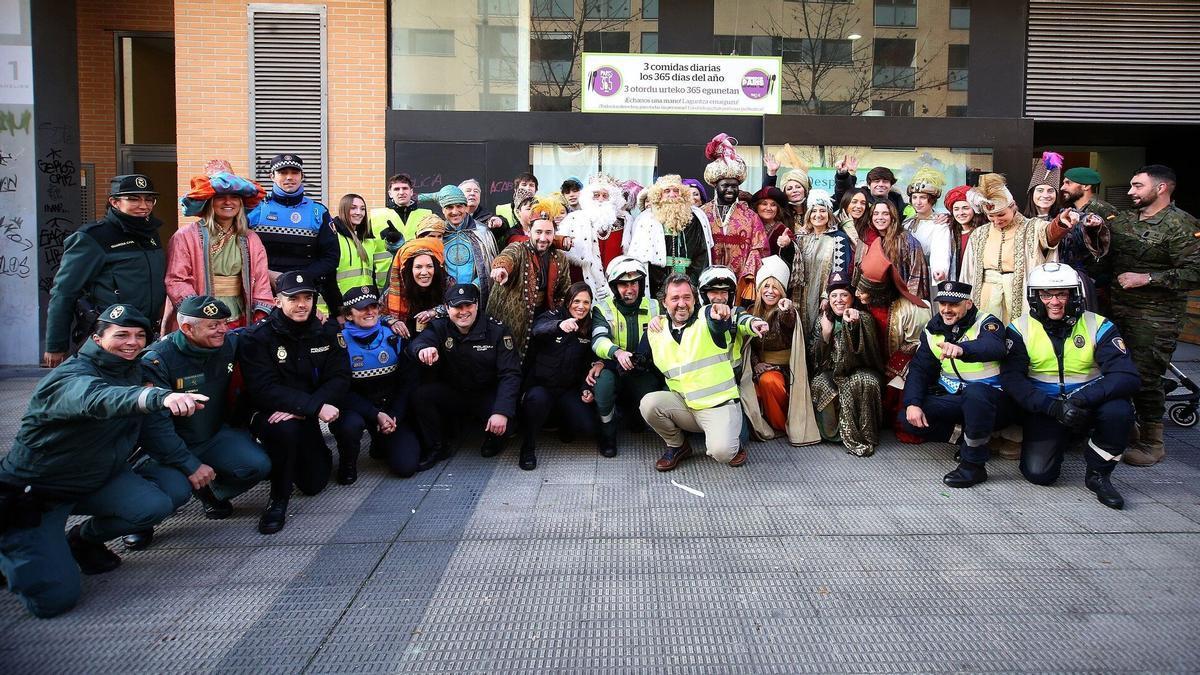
[2,0,1197,364]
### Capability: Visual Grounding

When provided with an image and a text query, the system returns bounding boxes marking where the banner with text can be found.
[581,53,782,116]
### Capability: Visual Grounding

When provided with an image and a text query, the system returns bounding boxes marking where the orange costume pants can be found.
[755,370,789,432]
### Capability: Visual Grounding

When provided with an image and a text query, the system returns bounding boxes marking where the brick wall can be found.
[174,0,386,210]
[76,0,174,220]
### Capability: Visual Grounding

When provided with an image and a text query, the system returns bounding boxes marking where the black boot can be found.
[1085,468,1124,510]
[481,433,505,458]
[336,447,359,485]
[194,486,233,520]
[417,443,451,472]
[943,462,987,488]
[257,498,289,535]
[121,529,154,550]
[519,442,537,471]
[67,524,121,574]
[597,421,618,458]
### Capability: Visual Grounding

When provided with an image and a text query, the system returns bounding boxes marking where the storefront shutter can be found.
[248,5,327,201]
[1026,0,1200,122]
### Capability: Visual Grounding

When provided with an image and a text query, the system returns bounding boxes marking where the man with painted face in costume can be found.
[700,134,770,306]
[1000,263,1139,509]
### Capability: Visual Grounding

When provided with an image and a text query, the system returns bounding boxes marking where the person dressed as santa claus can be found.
[559,172,626,302]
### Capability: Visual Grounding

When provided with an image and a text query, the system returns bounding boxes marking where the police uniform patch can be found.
[1073,335,1086,348]
[1005,338,1013,351]
[290,211,303,224]
[942,282,953,291]
[134,176,148,189]
[503,336,514,350]
[361,285,370,295]
[337,333,347,349]
[984,322,999,332]
[1113,337,1127,354]
[351,355,364,368]
[296,275,304,283]
[379,350,390,364]
[276,346,288,361]
[108,306,125,320]
[227,362,234,373]
[445,337,454,349]
[202,303,219,317]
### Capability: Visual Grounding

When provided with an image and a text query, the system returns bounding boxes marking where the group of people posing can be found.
[1,139,1197,619]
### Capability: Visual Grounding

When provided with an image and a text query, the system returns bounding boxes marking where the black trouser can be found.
[896,384,1016,465]
[520,385,598,448]
[329,410,421,478]
[1019,398,1132,485]
[412,381,502,449]
[251,416,332,500]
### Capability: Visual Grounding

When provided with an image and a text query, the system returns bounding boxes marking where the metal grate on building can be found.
[248,5,326,202]
[1026,0,1200,123]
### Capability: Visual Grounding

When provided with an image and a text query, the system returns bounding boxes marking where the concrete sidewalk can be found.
[0,366,1198,672]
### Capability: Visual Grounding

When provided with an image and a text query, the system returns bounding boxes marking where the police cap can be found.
[276,270,317,296]
[109,174,158,197]
[445,283,480,307]
[270,154,304,173]
[342,285,380,310]
[178,295,231,320]
[96,303,153,332]
[933,280,972,303]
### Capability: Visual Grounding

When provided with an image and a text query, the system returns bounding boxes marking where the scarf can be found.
[171,329,221,359]
[78,339,141,381]
[270,183,306,207]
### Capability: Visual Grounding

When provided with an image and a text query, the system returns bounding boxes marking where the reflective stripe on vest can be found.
[599,296,659,352]
[334,234,380,294]
[924,312,1002,389]
[648,318,738,410]
[1012,311,1103,394]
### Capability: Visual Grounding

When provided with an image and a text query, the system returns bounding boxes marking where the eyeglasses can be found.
[117,196,158,205]
[1037,290,1071,301]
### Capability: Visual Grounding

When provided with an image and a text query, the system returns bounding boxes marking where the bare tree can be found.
[530,0,645,111]
[748,1,952,116]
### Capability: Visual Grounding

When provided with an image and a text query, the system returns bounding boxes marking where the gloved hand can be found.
[380,224,402,245]
[1048,397,1091,432]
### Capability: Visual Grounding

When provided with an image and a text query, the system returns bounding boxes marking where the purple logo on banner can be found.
[740,69,772,99]
[590,67,622,96]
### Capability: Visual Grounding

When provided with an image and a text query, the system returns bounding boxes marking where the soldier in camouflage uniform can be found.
[1086,165,1200,466]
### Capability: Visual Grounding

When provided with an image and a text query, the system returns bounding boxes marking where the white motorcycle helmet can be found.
[1026,262,1084,324]
[697,266,738,305]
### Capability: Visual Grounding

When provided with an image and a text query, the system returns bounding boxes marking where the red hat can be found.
[943,184,972,212]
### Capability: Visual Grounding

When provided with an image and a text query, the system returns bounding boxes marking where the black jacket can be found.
[902,308,1006,407]
[526,309,595,393]
[336,327,417,421]
[408,315,522,418]
[239,308,351,417]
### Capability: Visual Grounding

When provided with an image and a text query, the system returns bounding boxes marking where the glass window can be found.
[642,0,658,20]
[585,0,631,20]
[533,0,573,19]
[480,0,518,16]
[945,105,968,117]
[584,31,631,53]
[761,145,993,200]
[871,99,914,116]
[712,0,965,118]
[640,32,658,54]
[948,44,968,91]
[530,32,574,84]
[118,36,176,145]
[393,93,455,110]
[394,29,454,56]
[950,0,970,29]
[872,38,915,89]
[875,0,916,27]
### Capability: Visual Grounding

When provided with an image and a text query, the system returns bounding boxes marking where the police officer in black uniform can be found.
[43,174,166,368]
[899,281,1011,488]
[408,284,522,465]
[239,271,350,534]
[121,296,273,549]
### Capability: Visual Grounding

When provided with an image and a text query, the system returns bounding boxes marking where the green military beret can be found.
[97,303,153,331]
[178,295,231,320]
[1064,167,1102,186]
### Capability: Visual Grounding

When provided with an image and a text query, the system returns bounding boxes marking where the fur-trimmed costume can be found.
[626,175,714,293]
[558,173,624,303]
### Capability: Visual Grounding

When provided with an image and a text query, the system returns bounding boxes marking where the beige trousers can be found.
[640,391,741,463]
